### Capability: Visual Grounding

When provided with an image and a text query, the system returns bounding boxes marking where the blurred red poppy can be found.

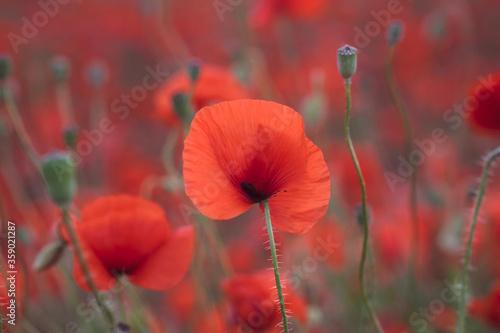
[251,0,328,28]
[467,72,500,135]
[183,99,330,235]
[154,64,248,126]
[468,281,500,328]
[221,270,307,332]
[64,195,194,291]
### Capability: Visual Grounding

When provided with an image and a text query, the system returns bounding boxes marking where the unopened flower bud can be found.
[33,239,66,272]
[51,55,70,83]
[41,151,77,208]
[172,92,193,123]
[0,55,12,82]
[337,45,357,80]
[85,59,109,88]
[63,126,78,150]
[386,20,404,45]
[187,58,201,83]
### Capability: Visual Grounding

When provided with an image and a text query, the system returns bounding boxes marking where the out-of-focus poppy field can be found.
[1,0,500,332]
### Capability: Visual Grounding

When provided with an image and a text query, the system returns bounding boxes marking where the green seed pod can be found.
[187,58,201,83]
[41,151,77,208]
[337,45,358,81]
[63,126,78,150]
[386,20,404,45]
[172,92,193,123]
[51,55,70,83]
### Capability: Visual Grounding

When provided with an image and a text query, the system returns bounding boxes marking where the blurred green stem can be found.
[385,44,419,303]
[343,79,384,333]
[262,199,289,333]
[1,87,40,170]
[61,209,115,329]
[117,283,127,324]
[456,147,500,333]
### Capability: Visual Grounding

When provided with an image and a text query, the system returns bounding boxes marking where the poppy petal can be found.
[79,195,170,272]
[263,139,330,235]
[183,99,308,220]
[128,226,195,290]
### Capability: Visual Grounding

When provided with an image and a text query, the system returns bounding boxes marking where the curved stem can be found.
[61,209,115,328]
[385,44,419,303]
[456,147,500,333]
[262,200,289,333]
[1,87,40,171]
[343,79,384,333]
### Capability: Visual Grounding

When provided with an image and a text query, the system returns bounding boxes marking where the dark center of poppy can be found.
[240,181,270,203]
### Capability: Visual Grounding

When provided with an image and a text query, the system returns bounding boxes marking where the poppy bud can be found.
[172,92,193,123]
[41,151,77,208]
[32,239,66,272]
[187,58,201,83]
[0,55,12,82]
[51,55,70,83]
[386,20,404,45]
[63,126,78,149]
[85,59,109,88]
[337,45,357,80]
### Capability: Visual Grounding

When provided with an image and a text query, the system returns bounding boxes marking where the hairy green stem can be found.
[456,147,500,332]
[344,79,384,333]
[262,200,289,333]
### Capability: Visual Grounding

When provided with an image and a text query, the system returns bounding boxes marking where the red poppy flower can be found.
[64,195,194,291]
[468,281,500,328]
[183,99,330,235]
[467,72,500,135]
[221,270,307,332]
[154,64,248,126]
[251,0,328,28]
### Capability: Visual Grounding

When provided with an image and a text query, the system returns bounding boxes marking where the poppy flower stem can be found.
[1,86,41,171]
[119,277,150,329]
[117,283,127,323]
[262,199,289,333]
[456,147,500,333]
[385,43,419,305]
[343,79,384,333]
[61,208,115,329]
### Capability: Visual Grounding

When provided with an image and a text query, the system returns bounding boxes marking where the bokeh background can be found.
[1,0,500,332]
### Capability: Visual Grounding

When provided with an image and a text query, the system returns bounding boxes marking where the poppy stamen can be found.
[240,181,269,203]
